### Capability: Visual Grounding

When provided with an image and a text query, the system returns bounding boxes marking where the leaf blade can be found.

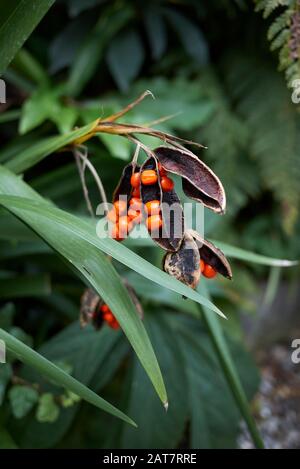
[0,327,136,427]
[0,0,55,74]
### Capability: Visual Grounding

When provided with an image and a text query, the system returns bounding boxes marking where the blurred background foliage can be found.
[0,0,299,449]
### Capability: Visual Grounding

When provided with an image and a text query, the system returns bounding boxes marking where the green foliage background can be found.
[0,0,299,449]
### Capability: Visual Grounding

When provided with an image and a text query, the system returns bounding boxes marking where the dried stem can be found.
[74,146,109,215]
[103,90,154,123]
[74,148,95,218]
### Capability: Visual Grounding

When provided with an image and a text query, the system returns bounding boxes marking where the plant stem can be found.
[199,283,264,449]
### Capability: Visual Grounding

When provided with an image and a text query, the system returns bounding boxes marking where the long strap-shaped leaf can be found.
[0,328,136,427]
[0,165,168,407]
[198,282,264,449]
[0,0,55,74]
[0,166,227,411]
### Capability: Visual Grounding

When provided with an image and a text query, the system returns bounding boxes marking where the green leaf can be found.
[120,314,188,449]
[0,164,168,405]
[68,6,133,96]
[0,275,51,298]
[0,328,136,426]
[12,49,48,85]
[0,110,21,124]
[0,302,15,329]
[60,390,81,408]
[0,196,168,407]
[106,29,145,92]
[173,315,259,448]
[213,239,298,267]
[9,385,39,419]
[198,282,264,449]
[5,121,98,174]
[164,9,208,64]
[36,393,59,423]
[0,363,12,405]
[143,6,167,60]
[19,86,78,134]
[99,133,132,160]
[0,0,55,74]
[20,322,127,448]
[0,426,18,448]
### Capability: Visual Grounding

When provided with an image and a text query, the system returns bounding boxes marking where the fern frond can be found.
[225,55,300,232]
[255,0,290,18]
[267,10,290,39]
[255,0,300,88]
[270,27,290,49]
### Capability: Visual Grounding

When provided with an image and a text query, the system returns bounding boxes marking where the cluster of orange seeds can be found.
[99,304,120,329]
[107,163,175,238]
[141,163,174,231]
[107,182,143,241]
[200,259,217,279]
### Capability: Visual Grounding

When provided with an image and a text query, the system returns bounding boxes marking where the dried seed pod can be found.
[140,156,184,252]
[80,288,102,329]
[163,232,200,289]
[154,147,226,214]
[190,230,232,279]
[113,163,140,206]
[79,281,144,330]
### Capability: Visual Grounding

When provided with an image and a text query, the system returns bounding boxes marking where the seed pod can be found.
[190,230,232,279]
[154,147,226,214]
[79,281,144,330]
[140,156,184,252]
[80,288,102,329]
[163,232,200,289]
[113,163,140,207]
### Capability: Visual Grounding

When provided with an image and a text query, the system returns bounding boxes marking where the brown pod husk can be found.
[113,163,140,206]
[190,230,232,279]
[140,156,184,251]
[163,232,200,289]
[154,147,226,214]
[80,288,102,329]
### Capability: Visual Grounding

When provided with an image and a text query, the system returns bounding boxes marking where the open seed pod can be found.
[163,231,200,289]
[80,288,103,329]
[80,281,143,330]
[154,147,226,214]
[113,162,140,206]
[190,230,232,279]
[140,156,184,252]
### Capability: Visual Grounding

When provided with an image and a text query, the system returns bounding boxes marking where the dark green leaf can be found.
[36,393,59,423]
[106,29,145,92]
[0,0,55,74]
[9,385,39,419]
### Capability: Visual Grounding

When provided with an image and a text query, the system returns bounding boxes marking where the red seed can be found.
[200,259,205,273]
[129,197,142,210]
[141,170,158,185]
[131,187,140,198]
[118,216,130,237]
[130,172,141,188]
[203,264,217,279]
[106,208,118,223]
[145,200,161,215]
[146,215,163,231]
[114,200,127,216]
[160,176,174,192]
